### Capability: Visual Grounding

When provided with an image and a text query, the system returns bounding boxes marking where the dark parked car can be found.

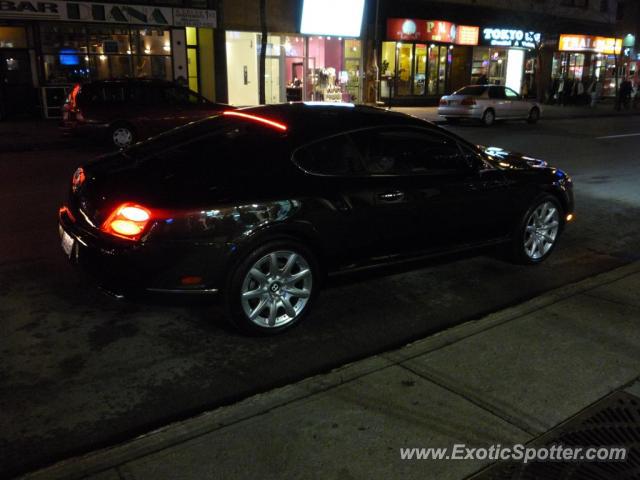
[60,79,230,148]
[58,104,574,334]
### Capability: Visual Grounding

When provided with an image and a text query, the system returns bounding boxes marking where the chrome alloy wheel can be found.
[523,201,560,260]
[240,250,312,328]
[112,127,133,148]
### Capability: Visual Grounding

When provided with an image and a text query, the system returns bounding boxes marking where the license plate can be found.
[60,227,75,258]
[448,100,458,105]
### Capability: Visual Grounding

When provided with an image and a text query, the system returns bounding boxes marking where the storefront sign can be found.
[174,8,216,28]
[481,28,541,49]
[558,34,622,54]
[387,18,479,45]
[0,0,216,27]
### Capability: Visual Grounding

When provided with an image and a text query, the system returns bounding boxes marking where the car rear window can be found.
[454,86,487,96]
[126,116,289,180]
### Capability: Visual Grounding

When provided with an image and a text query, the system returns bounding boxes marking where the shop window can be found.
[88,25,132,54]
[397,43,412,95]
[0,27,27,48]
[134,28,171,55]
[39,23,172,84]
[186,28,199,93]
[427,45,439,95]
[40,24,88,54]
[413,44,427,96]
[380,42,396,98]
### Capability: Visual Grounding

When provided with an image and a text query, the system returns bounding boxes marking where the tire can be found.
[482,109,495,126]
[109,123,135,149]
[226,239,319,335]
[527,107,540,124]
[510,194,563,265]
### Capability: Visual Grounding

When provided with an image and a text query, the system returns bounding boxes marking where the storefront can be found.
[0,1,217,118]
[225,0,364,106]
[225,33,362,106]
[552,34,622,98]
[380,18,479,105]
[472,27,541,96]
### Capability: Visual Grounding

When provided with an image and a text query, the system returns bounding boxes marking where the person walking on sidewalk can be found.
[588,79,602,108]
[618,78,632,110]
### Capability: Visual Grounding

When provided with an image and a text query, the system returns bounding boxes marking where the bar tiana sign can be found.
[0,1,216,27]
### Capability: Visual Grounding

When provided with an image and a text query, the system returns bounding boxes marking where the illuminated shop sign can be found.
[387,18,479,45]
[558,34,622,54]
[481,28,541,48]
[0,0,216,27]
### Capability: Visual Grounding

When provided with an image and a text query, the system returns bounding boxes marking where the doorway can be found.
[0,49,36,119]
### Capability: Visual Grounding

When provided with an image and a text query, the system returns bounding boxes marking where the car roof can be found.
[237,103,432,144]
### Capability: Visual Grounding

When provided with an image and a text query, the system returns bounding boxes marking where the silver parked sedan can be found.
[438,85,542,126]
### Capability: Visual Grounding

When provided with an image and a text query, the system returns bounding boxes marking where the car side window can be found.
[505,88,520,99]
[294,134,362,176]
[351,128,471,176]
[489,86,506,100]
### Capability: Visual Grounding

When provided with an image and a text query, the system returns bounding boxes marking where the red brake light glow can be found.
[71,167,86,192]
[101,203,152,241]
[68,83,81,111]
[223,110,288,131]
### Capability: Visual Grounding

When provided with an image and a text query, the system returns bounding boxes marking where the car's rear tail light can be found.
[67,83,81,111]
[439,98,448,106]
[71,167,86,193]
[223,110,288,131]
[461,97,476,106]
[101,203,152,241]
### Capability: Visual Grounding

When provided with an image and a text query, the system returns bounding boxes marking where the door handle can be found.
[377,190,405,202]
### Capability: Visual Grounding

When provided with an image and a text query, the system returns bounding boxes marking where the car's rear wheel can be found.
[109,123,135,148]
[482,109,495,126]
[227,240,319,335]
[511,195,563,264]
[527,107,540,124]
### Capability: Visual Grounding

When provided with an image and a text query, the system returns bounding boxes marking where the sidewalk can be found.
[393,101,640,124]
[23,261,640,480]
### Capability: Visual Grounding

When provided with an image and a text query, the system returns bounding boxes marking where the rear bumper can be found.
[58,208,225,297]
[437,106,482,119]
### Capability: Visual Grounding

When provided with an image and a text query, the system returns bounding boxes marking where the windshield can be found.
[454,86,487,96]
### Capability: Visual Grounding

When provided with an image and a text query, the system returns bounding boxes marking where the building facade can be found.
[0,0,219,118]
[0,0,628,118]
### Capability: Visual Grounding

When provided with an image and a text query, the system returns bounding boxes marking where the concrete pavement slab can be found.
[583,272,640,308]
[120,366,530,480]
[626,379,640,398]
[402,292,640,436]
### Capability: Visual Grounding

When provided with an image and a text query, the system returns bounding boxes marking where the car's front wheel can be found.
[527,107,540,124]
[511,195,563,264]
[227,240,319,335]
[109,123,135,149]
[482,109,495,126]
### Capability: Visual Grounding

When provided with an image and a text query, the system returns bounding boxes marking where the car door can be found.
[505,87,529,117]
[292,133,403,264]
[352,127,514,252]
[488,86,511,118]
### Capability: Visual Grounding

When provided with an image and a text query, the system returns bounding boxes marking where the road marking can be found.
[596,133,640,139]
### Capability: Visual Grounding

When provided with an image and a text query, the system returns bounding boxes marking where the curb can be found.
[22,260,640,480]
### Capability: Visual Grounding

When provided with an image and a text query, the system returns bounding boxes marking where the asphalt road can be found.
[2,116,640,477]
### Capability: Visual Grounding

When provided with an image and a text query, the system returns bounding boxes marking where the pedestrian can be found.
[477,72,488,85]
[589,79,601,108]
[556,77,565,106]
[619,78,632,110]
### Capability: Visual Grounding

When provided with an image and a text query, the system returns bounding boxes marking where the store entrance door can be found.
[0,49,36,119]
